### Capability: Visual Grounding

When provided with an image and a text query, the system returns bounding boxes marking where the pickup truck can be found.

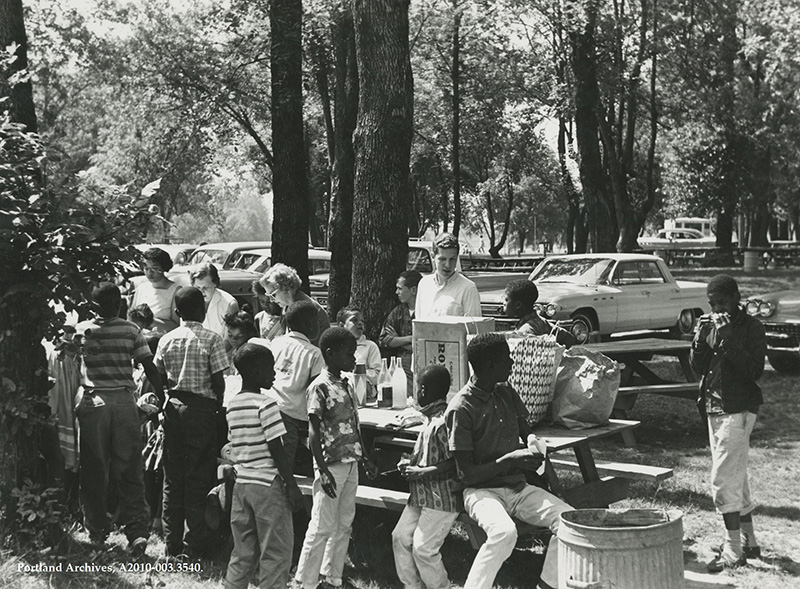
[479,253,710,343]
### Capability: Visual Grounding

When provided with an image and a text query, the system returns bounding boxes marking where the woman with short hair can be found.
[131,248,182,334]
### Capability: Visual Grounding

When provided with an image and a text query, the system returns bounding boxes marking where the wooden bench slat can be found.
[373,435,416,451]
[619,382,699,399]
[295,475,409,511]
[550,458,673,482]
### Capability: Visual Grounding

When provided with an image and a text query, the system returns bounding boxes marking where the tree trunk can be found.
[270,0,310,287]
[327,3,359,321]
[568,0,615,252]
[0,0,37,132]
[451,1,461,237]
[351,0,413,339]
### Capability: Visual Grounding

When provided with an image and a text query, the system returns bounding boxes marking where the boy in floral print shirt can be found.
[295,327,377,589]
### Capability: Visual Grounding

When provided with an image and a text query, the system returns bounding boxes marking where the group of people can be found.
[48,228,766,588]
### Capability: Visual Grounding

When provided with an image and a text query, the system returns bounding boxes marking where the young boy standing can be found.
[445,332,572,589]
[225,343,305,589]
[154,287,230,558]
[75,283,164,556]
[295,327,377,589]
[392,365,459,589]
[269,300,325,469]
[691,274,766,572]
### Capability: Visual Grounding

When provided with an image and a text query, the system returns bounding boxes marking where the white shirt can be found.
[355,335,382,386]
[415,272,481,319]
[203,288,239,338]
[269,331,325,421]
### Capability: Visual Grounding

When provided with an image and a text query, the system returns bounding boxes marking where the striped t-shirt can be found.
[76,317,151,390]
[227,390,287,487]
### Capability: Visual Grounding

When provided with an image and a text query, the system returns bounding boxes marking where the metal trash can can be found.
[558,509,684,589]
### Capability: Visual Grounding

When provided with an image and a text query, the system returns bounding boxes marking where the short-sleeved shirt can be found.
[203,289,239,338]
[270,331,325,421]
[131,279,181,334]
[415,272,481,319]
[227,390,286,487]
[154,320,229,400]
[445,380,528,489]
[76,317,152,390]
[307,368,363,465]
[409,405,461,512]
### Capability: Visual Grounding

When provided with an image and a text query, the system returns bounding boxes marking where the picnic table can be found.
[584,337,700,446]
[359,408,658,510]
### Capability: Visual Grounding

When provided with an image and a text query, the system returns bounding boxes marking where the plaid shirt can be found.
[380,303,414,358]
[154,320,229,400]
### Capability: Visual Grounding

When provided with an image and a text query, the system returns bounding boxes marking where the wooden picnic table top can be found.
[358,406,638,454]
[583,337,691,356]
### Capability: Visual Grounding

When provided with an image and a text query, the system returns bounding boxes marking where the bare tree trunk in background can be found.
[270,0,310,287]
[327,3,359,321]
[0,0,37,132]
[451,0,461,237]
[352,0,413,339]
[567,0,616,252]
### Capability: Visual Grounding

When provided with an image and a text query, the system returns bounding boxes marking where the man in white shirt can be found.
[189,263,239,338]
[415,233,481,319]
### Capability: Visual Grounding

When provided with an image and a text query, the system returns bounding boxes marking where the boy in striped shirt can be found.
[225,343,305,589]
[75,282,164,556]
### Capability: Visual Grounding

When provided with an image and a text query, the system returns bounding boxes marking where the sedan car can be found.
[480,253,709,343]
[744,290,800,374]
[134,243,198,266]
[638,228,716,250]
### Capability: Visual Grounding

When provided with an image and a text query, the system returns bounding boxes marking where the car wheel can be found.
[768,353,800,375]
[570,312,596,345]
[671,309,697,338]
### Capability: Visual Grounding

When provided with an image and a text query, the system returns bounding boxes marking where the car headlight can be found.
[758,301,775,318]
[745,300,760,316]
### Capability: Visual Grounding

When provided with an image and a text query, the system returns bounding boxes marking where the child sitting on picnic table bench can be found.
[295,327,378,589]
[392,364,460,589]
[445,332,572,589]
[691,274,766,572]
[224,343,305,589]
[503,279,576,348]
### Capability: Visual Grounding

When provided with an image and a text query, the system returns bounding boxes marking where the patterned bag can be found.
[506,334,565,426]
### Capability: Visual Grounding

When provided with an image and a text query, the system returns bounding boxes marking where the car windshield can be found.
[530,258,615,285]
[230,252,264,270]
[188,249,229,266]
[407,249,432,273]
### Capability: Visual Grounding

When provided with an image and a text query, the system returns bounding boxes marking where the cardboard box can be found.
[413,316,496,399]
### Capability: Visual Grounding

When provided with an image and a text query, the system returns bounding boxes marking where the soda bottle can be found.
[377,358,393,408]
[391,357,407,408]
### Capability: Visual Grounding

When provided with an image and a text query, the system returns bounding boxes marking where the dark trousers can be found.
[76,388,149,543]
[162,391,219,556]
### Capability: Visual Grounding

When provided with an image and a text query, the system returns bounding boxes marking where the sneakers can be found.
[707,552,747,573]
[130,537,148,557]
[715,542,761,560]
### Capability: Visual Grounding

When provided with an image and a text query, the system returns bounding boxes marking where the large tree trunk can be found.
[327,3,359,321]
[270,0,310,287]
[352,0,413,339]
[0,0,37,132]
[568,0,616,252]
[451,0,461,238]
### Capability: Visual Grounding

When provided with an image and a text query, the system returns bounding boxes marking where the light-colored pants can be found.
[708,411,757,515]
[463,485,571,589]
[295,461,359,589]
[225,478,292,589]
[392,505,459,589]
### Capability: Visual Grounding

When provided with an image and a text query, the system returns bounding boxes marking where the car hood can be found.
[482,281,616,304]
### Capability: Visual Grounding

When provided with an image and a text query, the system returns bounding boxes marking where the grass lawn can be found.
[2,268,798,588]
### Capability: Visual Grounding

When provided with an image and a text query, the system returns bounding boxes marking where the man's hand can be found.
[380,325,398,346]
[362,458,379,481]
[502,448,544,471]
[319,468,337,498]
[400,464,428,481]
[286,481,308,515]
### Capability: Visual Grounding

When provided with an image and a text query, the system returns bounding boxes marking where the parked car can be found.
[134,243,198,266]
[178,241,273,271]
[638,228,716,250]
[480,253,709,343]
[744,290,800,374]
